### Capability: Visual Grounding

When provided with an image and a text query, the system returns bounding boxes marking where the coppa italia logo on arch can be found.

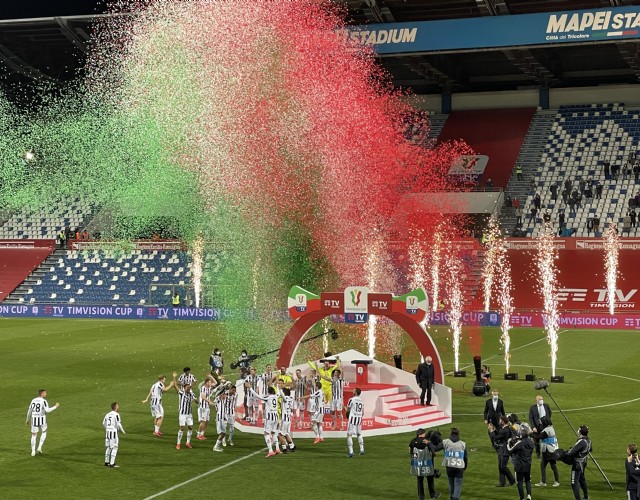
[557,288,638,309]
[350,289,362,307]
[344,286,369,324]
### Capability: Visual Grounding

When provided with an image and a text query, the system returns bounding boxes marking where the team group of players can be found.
[26,354,366,466]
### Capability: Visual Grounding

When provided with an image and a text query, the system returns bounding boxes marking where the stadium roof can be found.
[1,0,640,95]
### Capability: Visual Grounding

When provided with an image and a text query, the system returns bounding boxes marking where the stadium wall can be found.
[412,83,640,113]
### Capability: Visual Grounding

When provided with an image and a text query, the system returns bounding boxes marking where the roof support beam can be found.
[0,42,55,82]
[614,42,640,80]
[503,48,555,85]
[54,17,88,54]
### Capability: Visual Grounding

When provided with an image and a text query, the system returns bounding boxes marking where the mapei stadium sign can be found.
[347,6,640,55]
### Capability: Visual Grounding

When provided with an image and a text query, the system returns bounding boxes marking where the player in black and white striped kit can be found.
[306,381,325,444]
[293,369,307,429]
[26,389,60,456]
[196,377,214,440]
[212,391,227,452]
[327,369,345,430]
[346,388,365,457]
[244,367,260,423]
[103,402,125,468]
[142,372,176,437]
[177,367,197,390]
[248,385,281,458]
[223,385,238,447]
[173,374,197,450]
[277,387,296,453]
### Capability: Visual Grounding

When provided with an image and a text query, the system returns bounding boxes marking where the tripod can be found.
[542,386,613,490]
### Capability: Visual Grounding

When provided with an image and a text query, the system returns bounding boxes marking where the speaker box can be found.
[551,375,565,383]
[504,373,518,380]
[454,370,466,377]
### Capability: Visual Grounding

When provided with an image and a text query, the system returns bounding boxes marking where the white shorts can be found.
[105,436,119,448]
[198,407,210,422]
[294,399,305,411]
[311,410,323,423]
[347,423,362,436]
[248,396,259,407]
[178,414,194,427]
[216,420,226,435]
[279,420,291,436]
[226,414,235,426]
[330,399,343,411]
[151,404,164,418]
[264,419,278,434]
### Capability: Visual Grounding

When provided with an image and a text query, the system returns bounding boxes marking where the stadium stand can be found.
[0,197,96,240]
[3,249,225,305]
[507,103,640,238]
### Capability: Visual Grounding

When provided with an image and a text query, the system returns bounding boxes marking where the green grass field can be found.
[1,318,638,499]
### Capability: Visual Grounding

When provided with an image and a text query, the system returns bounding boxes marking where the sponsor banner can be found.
[343,6,640,55]
[0,304,220,320]
[368,293,393,315]
[320,292,343,314]
[392,287,428,322]
[429,311,640,330]
[0,239,56,249]
[504,237,640,251]
[507,246,640,310]
[69,240,186,251]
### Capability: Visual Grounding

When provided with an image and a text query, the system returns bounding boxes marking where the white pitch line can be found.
[143,449,265,499]
[445,329,568,376]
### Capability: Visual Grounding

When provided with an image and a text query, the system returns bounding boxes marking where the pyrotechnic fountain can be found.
[191,235,204,308]
[603,223,620,315]
[445,243,465,372]
[430,230,443,311]
[496,241,514,374]
[481,216,501,312]
[536,224,560,377]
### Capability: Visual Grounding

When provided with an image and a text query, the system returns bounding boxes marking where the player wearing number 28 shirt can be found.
[346,388,365,457]
[26,389,60,457]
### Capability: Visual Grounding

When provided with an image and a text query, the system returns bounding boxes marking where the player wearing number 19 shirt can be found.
[346,388,365,457]
[26,389,60,456]
[103,402,125,468]
[248,386,281,458]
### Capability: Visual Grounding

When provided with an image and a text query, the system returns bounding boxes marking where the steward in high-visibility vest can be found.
[172,293,180,307]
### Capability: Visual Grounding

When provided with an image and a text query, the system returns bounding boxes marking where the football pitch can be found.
[1,318,638,499]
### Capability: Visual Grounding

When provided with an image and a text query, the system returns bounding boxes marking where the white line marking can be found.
[445,329,568,376]
[143,448,265,499]
[453,364,640,415]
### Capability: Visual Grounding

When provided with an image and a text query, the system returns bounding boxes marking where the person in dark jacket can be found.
[626,443,640,500]
[529,394,552,458]
[565,425,591,500]
[409,428,442,499]
[484,390,506,427]
[416,357,435,406]
[489,415,516,487]
[441,428,467,500]
[531,416,560,487]
[508,422,535,500]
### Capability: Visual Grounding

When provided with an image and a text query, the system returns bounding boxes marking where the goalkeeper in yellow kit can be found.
[308,355,341,405]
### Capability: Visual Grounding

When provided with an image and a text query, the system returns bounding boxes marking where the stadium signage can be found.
[0,304,221,320]
[347,6,640,55]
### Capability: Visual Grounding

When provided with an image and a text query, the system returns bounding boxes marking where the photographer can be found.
[230,350,256,378]
[488,416,516,487]
[507,423,535,500]
[530,416,560,487]
[626,443,640,500]
[441,428,467,500]
[209,348,224,375]
[409,428,442,499]
[564,425,591,500]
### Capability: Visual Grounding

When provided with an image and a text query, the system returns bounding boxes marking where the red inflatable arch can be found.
[276,310,444,385]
